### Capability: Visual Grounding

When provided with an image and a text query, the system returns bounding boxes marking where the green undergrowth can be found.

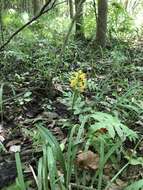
[1,10,143,190]
[1,39,143,189]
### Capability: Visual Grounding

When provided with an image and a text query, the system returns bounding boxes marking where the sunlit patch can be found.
[21,12,29,23]
[134,12,143,28]
[8,8,16,14]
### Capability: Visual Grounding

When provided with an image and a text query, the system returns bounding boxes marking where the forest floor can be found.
[0,40,143,190]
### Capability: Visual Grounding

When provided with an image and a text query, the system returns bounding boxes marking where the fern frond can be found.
[89,112,138,141]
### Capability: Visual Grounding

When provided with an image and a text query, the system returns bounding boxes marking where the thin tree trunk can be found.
[124,0,129,9]
[75,0,85,40]
[69,0,74,19]
[96,0,108,47]
[33,0,42,16]
[0,0,4,44]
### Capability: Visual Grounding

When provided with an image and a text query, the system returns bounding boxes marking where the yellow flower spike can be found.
[70,79,77,88]
[70,70,87,92]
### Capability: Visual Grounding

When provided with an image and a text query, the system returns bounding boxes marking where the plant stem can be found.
[97,139,104,190]
[72,90,78,110]
[104,162,129,190]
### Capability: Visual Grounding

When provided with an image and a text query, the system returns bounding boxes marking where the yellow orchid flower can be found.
[70,70,86,92]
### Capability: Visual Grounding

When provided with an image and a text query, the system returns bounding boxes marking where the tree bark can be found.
[96,0,108,47]
[75,0,85,40]
[33,0,42,16]
[124,0,129,9]
[69,0,74,19]
[0,0,4,44]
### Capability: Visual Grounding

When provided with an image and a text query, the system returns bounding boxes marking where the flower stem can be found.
[72,90,78,110]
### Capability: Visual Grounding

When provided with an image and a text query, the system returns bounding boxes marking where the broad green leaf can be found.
[125,179,143,190]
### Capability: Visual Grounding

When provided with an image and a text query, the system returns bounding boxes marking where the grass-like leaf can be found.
[15,152,26,190]
[47,146,57,190]
[36,123,67,186]
[37,158,43,190]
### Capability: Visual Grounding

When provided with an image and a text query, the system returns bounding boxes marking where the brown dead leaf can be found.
[53,83,63,92]
[106,179,127,190]
[6,139,21,148]
[116,179,127,187]
[104,163,113,176]
[0,124,6,142]
[106,183,123,190]
[0,135,5,142]
[76,150,99,170]
[0,124,3,133]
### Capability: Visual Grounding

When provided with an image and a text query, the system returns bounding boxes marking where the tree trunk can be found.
[69,0,74,19]
[75,0,84,40]
[0,0,4,44]
[124,0,129,9]
[33,0,42,16]
[3,0,11,9]
[96,0,108,47]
